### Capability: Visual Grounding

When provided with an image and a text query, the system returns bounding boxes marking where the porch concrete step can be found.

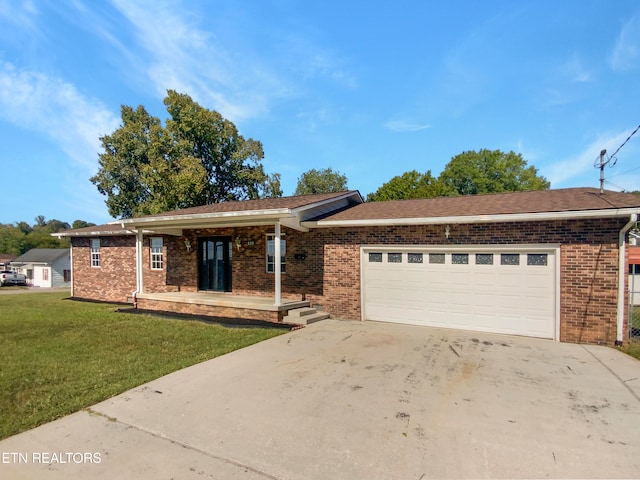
[285,307,319,318]
[283,307,330,325]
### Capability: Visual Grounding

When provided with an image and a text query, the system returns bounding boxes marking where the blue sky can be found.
[1,0,639,225]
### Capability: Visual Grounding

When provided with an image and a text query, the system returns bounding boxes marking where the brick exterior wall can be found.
[70,218,630,344]
[71,236,136,302]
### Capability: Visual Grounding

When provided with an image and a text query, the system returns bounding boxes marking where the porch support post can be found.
[274,221,282,306]
[135,229,144,294]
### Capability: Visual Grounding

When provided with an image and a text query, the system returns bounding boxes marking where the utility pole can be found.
[597,149,607,193]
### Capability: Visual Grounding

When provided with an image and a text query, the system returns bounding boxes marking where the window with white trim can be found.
[266,234,286,273]
[90,239,101,267]
[150,237,163,270]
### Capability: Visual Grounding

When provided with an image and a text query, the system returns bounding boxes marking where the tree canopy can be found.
[294,167,348,195]
[91,90,282,219]
[366,170,447,201]
[0,217,94,255]
[367,149,549,201]
[439,149,550,195]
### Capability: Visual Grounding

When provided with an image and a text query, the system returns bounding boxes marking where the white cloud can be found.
[562,55,593,83]
[109,0,295,122]
[384,120,431,133]
[108,0,356,123]
[0,0,39,30]
[611,14,640,71]
[0,61,119,171]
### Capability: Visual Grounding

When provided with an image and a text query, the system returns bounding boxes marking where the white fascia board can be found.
[303,207,640,228]
[113,208,294,229]
[51,229,138,238]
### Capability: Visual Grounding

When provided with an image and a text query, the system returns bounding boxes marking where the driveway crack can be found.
[580,346,640,403]
[85,408,283,479]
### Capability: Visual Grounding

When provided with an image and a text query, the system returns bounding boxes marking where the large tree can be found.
[91,90,282,219]
[294,167,348,195]
[366,170,449,201]
[438,149,549,195]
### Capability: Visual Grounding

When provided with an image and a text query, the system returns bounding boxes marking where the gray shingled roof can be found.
[12,248,69,264]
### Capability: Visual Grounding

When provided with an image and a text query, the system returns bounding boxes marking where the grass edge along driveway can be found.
[0,291,286,440]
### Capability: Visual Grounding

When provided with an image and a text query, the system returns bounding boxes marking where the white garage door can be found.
[362,246,558,339]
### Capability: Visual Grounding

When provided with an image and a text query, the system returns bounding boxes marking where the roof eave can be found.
[303,207,640,228]
[52,229,138,238]
[113,208,294,229]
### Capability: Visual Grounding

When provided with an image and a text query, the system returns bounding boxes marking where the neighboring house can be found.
[55,187,640,345]
[11,249,71,288]
[0,254,16,270]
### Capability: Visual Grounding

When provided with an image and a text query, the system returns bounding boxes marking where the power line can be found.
[594,123,640,193]
[610,123,640,160]
[608,165,640,179]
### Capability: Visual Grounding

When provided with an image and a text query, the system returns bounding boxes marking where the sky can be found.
[1,0,639,226]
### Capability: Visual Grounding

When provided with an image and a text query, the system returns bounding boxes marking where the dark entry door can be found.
[199,237,232,292]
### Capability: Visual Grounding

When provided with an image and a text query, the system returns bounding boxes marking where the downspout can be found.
[616,214,637,346]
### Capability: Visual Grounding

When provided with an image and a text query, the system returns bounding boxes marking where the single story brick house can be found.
[55,187,640,345]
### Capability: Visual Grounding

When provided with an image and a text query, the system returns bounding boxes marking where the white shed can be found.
[11,249,71,288]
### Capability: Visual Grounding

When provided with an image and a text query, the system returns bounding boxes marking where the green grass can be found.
[617,307,640,360]
[618,340,640,360]
[0,292,286,440]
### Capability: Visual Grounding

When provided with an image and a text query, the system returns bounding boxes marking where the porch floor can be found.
[136,291,310,312]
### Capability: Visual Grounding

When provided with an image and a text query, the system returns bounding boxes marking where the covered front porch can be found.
[135,291,311,323]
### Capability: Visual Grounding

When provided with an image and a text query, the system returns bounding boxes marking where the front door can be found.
[199,237,232,292]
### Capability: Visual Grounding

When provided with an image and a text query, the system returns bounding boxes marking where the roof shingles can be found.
[314,188,640,222]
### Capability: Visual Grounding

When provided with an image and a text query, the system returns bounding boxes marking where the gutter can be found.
[617,214,638,346]
[303,207,640,228]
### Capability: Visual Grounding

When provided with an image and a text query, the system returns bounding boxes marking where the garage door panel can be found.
[363,247,556,339]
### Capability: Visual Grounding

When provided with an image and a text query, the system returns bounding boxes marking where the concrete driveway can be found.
[1,320,639,479]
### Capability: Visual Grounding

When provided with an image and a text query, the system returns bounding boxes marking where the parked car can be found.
[0,270,27,286]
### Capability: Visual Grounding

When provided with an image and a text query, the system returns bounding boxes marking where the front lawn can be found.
[0,292,286,440]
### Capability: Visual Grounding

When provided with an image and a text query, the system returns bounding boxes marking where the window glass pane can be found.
[90,238,100,267]
[408,253,423,264]
[151,237,163,270]
[388,253,402,263]
[475,253,493,265]
[428,253,445,264]
[451,253,469,264]
[369,252,382,263]
[501,254,520,265]
[527,253,548,266]
[266,235,286,273]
